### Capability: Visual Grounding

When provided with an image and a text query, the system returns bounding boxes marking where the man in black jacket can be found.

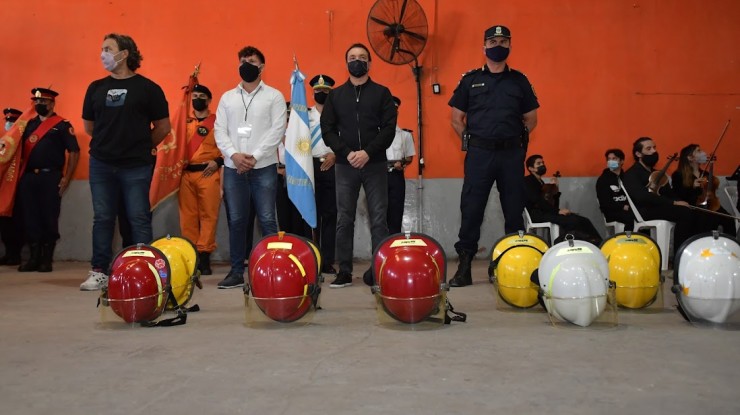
[595,148,634,231]
[320,43,397,288]
[622,136,695,258]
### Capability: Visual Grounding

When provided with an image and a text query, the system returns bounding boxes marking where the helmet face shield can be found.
[245,233,321,325]
[372,233,448,327]
[674,232,740,326]
[601,232,663,310]
[538,237,617,328]
[489,232,548,310]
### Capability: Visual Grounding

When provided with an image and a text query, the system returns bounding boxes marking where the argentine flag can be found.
[285,68,317,228]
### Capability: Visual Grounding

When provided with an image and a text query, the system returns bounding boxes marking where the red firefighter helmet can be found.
[248,232,321,322]
[106,245,171,323]
[372,233,446,324]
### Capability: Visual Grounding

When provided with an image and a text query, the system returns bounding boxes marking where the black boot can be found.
[37,242,55,273]
[0,249,21,266]
[449,251,473,287]
[18,243,41,272]
[199,252,212,275]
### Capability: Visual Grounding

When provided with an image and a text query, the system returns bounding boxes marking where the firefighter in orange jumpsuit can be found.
[178,84,223,275]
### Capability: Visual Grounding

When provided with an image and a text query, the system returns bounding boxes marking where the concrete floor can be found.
[1,260,738,415]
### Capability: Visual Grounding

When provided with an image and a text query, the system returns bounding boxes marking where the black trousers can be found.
[604,210,636,232]
[638,204,696,257]
[314,159,337,264]
[17,170,62,243]
[532,211,602,244]
[386,169,406,235]
[0,214,23,257]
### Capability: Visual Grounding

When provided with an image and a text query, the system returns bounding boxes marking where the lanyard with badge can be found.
[237,85,261,152]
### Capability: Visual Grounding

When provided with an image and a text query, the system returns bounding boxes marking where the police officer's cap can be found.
[392,96,401,107]
[3,107,22,122]
[192,84,212,99]
[309,74,335,91]
[30,88,59,101]
[484,25,511,40]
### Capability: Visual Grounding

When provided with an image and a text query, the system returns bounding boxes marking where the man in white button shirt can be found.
[386,96,415,235]
[214,45,287,289]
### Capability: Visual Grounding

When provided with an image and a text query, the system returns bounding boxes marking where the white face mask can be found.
[4,121,13,131]
[101,50,124,72]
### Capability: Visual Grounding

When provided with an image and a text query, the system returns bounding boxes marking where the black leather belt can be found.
[469,136,523,150]
[28,168,59,174]
[184,163,208,172]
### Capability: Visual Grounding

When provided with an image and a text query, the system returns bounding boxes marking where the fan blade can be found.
[399,0,409,23]
[402,29,427,42]
[370,16,393,28]
[390,36,401,61]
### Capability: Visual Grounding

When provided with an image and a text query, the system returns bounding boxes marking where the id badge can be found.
[237,124,253,152]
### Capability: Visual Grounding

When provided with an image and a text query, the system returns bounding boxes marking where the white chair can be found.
[523,207,560,244]
[724,186,739,232]
[619,181,675,271]
[603,215,626,236]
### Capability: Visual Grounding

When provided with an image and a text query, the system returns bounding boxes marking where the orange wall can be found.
[1,0,738,179]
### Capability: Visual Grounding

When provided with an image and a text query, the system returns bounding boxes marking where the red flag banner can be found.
[149,67,200,210]
[0,107,36,216]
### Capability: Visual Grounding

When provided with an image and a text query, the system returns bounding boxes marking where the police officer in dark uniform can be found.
[17,88,80,272]
[0,108,24,265]
[448,25,540,287]
[308,74,338,274]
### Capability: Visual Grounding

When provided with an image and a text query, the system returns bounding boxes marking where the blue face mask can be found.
[607,160,620,170]
[4,121,12,131]
[694,151,708,164]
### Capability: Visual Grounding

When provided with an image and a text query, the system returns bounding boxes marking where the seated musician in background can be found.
[595,148,635,231]
[671,144,736,235]
[524,155,602,244]
[622,137,696,258]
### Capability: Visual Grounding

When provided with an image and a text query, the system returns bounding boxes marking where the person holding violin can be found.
[671,144,736,234]
[524,155,601,244]
[596,148,635,231]
[622,137,695,258]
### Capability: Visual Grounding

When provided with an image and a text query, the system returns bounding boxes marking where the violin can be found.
[542,171,561,208]
[697,157,721,211]
[647,153,678,195]
[697,120,730,211]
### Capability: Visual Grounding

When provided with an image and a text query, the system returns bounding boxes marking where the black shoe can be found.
[321,264,337,274]
[0,254,21,266]
[217,272,245,289]
[18,244,41,272]
[37,242,55,273]
[198,252,212,275]
[363,268,374,286]
[330,272,353,288]
[449,251,473,287]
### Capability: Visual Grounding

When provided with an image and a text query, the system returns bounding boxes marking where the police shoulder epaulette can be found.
[461,67,483,78]
[402,128,413,133]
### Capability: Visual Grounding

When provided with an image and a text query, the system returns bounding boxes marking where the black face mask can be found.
[642,152,659,168]
[347,60,368,78]
[314,91,328,105]
[35,103,50,117]
[192,98,208,112]
[239,61,260,83]
[536,165,547,176]
[485,46,510,62]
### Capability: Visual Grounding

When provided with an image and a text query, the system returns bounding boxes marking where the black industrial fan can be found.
[367,0,429,231]
[367,0,428,65]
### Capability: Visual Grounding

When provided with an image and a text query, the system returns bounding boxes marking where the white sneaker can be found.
[80,270,108,291]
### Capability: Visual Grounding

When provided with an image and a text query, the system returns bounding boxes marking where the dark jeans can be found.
[335,162,388,275]
[387,169,406,234]
[89,157,153,271]
[456,146,525,255]
[223,165,278,275]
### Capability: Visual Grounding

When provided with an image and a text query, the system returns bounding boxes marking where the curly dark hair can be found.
[237,46,265,64]
[104,33,143,71]
[632,137,653,161]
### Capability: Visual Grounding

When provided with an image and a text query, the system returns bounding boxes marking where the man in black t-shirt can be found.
[79,33,170,291]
